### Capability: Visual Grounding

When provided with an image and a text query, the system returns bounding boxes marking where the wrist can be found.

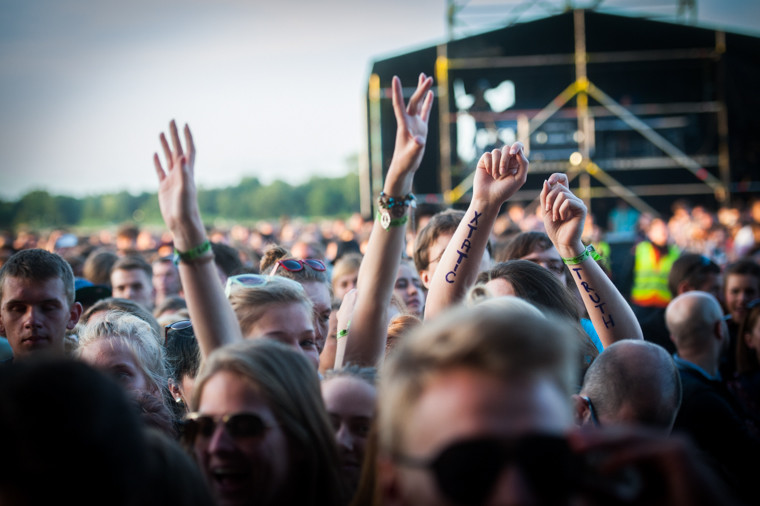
[382,176,414,197]
[556,241,586,259]
[170,217,207,252]
[561,244,600,265]
[470,198,502,216]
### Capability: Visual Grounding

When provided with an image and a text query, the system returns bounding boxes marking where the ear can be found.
[66,302,83,330]
[676,280,692,296]
[168,378,185,403]
[714,318,726,342]
[377,454,405,506]
[572,394,591,427]
[419,269,432,290]
[743,331,756,350]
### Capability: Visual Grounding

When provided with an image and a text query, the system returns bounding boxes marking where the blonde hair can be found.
[378,298,577,453]
[331,253,363,291]
[228,276,313,337]
[75,310,170,402]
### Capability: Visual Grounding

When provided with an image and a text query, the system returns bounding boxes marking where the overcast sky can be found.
[1,0,758,200]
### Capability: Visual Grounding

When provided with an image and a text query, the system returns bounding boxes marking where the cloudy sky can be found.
[1,0,758,200]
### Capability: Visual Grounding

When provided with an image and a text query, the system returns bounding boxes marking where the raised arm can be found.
[424,144,528,320]
[153,120,242,358]
[541,173,642,346]
[340,74,434,367]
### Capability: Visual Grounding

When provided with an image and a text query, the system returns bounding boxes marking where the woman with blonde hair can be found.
[332,252,363,302]
[227,274,320,369]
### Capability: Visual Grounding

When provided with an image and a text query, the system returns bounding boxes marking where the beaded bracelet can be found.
[377,191,416,210]
[561,244,601,265]
[174,239,213,265]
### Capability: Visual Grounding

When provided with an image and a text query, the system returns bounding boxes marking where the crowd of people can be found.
[2,72,760,505]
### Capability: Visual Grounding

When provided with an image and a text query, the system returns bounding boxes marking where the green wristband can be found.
[376,211,408,229]
[561,244,601,265]
[174,239,212,264]
[337,329,349,340]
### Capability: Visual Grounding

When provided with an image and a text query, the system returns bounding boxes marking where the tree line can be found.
[0,172,361,230]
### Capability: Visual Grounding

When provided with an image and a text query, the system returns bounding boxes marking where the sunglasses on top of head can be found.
[164,319,193,346]
[224,273,305,297]
[270,259,326,276]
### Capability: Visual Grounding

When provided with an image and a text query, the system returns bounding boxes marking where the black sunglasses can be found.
[164,319,192,345]
[395,434,580,505]
[181,412,271,444]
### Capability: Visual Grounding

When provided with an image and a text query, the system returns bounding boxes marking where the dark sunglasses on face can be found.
[395,434,585,505]
[270,258,326,276]
[181,412,271,444]
[164,319,192,345]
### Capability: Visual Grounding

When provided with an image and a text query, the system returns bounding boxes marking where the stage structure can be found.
[362,9,760,222]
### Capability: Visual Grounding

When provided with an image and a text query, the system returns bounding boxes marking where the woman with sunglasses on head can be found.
[164,318,201,417]
[260,245,333,355]
[226,274,320,369]
[185,338,349,506]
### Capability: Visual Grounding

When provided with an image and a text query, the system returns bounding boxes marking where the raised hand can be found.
[152,120,242,357]
[472,142,529,208]
[387,73,434,186]
[540,173,586,257]
[153,120,203,250]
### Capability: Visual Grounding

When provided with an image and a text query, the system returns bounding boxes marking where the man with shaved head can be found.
[575,339,681,431]
[666,291,760,503]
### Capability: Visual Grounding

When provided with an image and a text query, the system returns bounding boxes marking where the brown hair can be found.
[0,248,76,305]
[83,248,119,286]
[475,260,599,372]
[413,209,462,273]
[496,231,554,263]
[192,339,349,505]
[111,255,153,279]
[386,314,422,356]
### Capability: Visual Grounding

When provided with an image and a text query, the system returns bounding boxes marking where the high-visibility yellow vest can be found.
[630,241,680,308]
